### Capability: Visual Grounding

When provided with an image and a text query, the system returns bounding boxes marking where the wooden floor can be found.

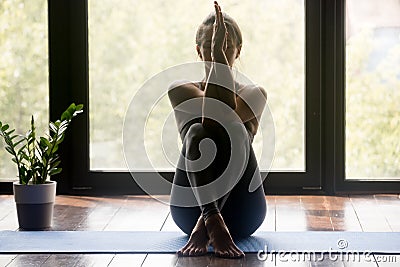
[0,194,399,266]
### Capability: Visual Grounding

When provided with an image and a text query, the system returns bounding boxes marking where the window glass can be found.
[346,0,400,179]
[89,0,305,171]
[0,0,49,180]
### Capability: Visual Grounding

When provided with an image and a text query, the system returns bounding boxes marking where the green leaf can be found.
[40,137,52,148]
[49,168,62,176]
[4,138,14,147]
[6,129,15,136]
[61,110,72,121]
[60,120,69,128]
[42,157,47,166]
[50,160,61,168]
[5,146,14,155]
[19,165,29,184]
[49,122,58,133]
[18,144,27,154]
[1,124,9,131]
[20,151,29,161]
[67,103,76,111]
[56,134,65,145]
[14,138,25,148]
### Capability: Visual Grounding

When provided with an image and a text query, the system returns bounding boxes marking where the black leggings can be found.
[170,121,266,239]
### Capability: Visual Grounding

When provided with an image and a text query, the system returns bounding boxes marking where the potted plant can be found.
[0,103,83,230]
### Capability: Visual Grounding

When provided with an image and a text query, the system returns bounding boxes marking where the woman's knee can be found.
[170,205,200,235]
[186,122,208,141]
[185,123,215,159]
[228,203,267,238]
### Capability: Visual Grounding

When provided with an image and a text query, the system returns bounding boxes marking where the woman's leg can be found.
[170,122,217,235]
[170,121,243,233]
[219,141,267,239]
[170,122,266,257]
[170,122,217,256]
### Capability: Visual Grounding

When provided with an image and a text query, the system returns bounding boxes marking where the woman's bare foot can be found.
[178,216,210,256]
[204,213,244,258]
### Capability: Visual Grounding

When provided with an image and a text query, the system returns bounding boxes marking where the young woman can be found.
[168,1,268,258]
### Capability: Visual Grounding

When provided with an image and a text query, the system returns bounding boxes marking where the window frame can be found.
[326,0,400,193]
[53,0,322,195]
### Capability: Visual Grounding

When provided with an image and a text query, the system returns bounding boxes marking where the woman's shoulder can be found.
[168,79,200,92]
[167,80,203,109]
[237,83,267,99]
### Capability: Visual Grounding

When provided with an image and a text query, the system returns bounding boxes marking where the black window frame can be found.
[52,0,322,195]
[324,0,400,194]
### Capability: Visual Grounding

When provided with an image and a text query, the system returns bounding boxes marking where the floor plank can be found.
[0,196,14,220]
[0,195,18,231]
[0,255,16,267]
[350,195,392,232]
[75,196,127,231]
[326,196,363,231]
[72,254,115,267]
[6,254,50,267]
[141,254,179,267]
[256,196,276,232]
[104,196,169,231]
[373,195,400,232]
[51,196,100,231]
[275,196,308,231]
[301,195,334,231]
[0,210,18,231]
[40,254,80,267]
[175,255,212,267]
[161,212,182,232]
[107,254,146,267]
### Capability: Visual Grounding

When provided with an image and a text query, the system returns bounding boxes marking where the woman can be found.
[168,1,268,258]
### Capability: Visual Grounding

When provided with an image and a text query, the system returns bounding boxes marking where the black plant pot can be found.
[13,181,57,230]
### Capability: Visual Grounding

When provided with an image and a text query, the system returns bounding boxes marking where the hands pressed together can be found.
[211,1,228,61]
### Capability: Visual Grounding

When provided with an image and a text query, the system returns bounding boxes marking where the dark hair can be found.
[195,12,242,47]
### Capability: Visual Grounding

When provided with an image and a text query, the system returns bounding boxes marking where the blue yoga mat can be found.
[0,231,399,254]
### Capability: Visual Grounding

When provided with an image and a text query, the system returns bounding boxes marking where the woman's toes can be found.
[194,248,202,255]
[233,248,244,257]
[227,250,233,258]
[177,248,185,255]
[234,250,244,258]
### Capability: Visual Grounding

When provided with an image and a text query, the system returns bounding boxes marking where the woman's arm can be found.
[234,85,267,123]
[202,2,236,128]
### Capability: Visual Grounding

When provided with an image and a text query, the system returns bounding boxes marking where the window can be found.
[0,0,48,181]
[345,0,400,180]
[5,0,394,195]
[88,0,305,172]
